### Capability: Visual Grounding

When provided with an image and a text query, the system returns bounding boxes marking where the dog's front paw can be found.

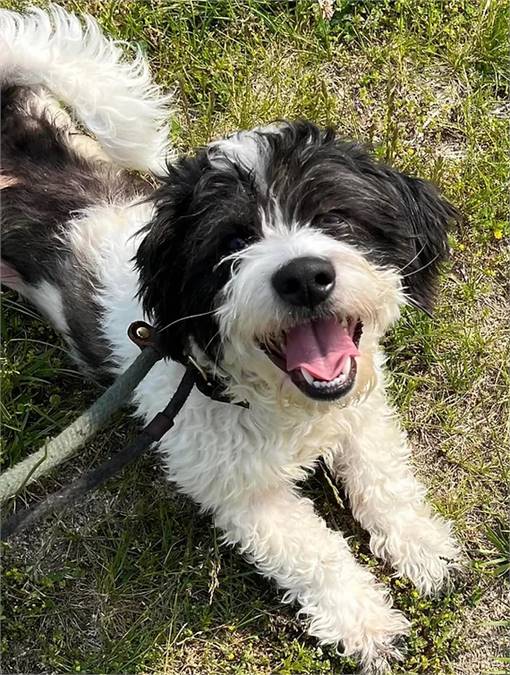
[374,515,463,596]
[404,543,463,597]
[307,585,410,674]
[345,605,410,675]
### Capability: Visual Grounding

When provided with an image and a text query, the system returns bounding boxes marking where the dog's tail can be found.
[0,5,172,173]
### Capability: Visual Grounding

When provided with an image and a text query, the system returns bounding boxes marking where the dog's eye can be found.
[226,236,248,252]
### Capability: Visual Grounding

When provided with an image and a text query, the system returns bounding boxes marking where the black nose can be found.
[272,256,336,308]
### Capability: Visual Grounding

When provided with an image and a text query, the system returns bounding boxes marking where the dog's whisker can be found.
[400,241,428,273]
[404,295,434,318]
[211,336,224,381]
[202,329,221,356]
[158,310,216,333]
[400,253,440,279]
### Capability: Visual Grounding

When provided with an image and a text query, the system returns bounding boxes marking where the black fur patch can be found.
[1,85,149,376]
[137,121,458,362]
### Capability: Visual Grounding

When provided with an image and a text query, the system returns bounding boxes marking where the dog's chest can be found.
[133,366,352,508]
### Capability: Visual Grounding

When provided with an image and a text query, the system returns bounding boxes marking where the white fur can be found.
[209,131,268,183]
[208,124,285,187]
[0,4,172,172]
[44,200,460,674]
[26,280,69,335]
[3,10,462,673]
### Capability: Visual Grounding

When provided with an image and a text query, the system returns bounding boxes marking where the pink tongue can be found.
[286,318,359,381]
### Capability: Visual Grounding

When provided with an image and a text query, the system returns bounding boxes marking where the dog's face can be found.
[137,121,457,405]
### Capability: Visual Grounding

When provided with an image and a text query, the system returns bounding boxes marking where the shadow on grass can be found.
[2,456,465,675]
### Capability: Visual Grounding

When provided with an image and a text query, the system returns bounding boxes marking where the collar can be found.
[127,321,249,409]
[186,356,249,409]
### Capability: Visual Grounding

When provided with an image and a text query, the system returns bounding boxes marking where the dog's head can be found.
[137,121,457,406]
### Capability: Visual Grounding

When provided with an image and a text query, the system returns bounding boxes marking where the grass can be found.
[1,0,509,673]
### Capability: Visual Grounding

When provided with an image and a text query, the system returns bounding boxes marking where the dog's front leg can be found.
[332,390,461,595]
[214,486,409,671]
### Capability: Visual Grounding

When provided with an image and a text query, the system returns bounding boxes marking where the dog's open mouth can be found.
[261,317,363,401]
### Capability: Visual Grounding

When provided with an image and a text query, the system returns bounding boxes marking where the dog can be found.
[0,6,461,673]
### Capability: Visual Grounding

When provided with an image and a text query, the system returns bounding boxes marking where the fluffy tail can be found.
[0,4,172,173]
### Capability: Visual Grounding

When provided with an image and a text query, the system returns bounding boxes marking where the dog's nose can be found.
[272,256,336,308]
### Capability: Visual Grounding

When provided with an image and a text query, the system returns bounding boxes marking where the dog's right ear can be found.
[396,174,460,314]
[136,155,205,360]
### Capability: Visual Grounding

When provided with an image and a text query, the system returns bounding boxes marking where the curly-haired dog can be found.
[0,7,461,672]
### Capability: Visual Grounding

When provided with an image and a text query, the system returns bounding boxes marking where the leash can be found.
[0,323,161,505]
[1,367,195,541]
[0,321,245,541]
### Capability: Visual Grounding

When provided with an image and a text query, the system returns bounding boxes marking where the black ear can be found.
[398,175,459,313]
[135,197,183,360]
[136,150,236,362]
[135,156,203,361]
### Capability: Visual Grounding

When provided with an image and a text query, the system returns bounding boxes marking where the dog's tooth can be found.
[301,368,315,385]
[301,365,353,390]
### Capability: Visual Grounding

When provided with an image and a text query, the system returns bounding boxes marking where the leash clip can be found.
[128,321,160,353]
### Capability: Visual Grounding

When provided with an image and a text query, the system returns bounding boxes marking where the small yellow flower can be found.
[493,228,503,240]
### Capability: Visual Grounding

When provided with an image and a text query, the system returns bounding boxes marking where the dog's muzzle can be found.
[259,256,361,401]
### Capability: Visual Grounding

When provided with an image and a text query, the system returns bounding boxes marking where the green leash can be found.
[0,321,162,505]
[0,346,160,505]
[0,320,243,540]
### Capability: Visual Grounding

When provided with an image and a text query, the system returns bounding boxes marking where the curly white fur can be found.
[0,4,172,172]
[1,8,462,673]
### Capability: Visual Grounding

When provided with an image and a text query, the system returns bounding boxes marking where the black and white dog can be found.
[1,7,461,673]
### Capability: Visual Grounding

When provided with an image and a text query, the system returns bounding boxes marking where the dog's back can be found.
[0,6,172,376]
[0,84,150,375]
[1,83,149,276]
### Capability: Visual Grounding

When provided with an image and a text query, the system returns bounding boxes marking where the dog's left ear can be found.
[396,175,459,314]
[135,156,202,360]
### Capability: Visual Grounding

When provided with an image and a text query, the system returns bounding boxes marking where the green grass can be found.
[1,1,509,673]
